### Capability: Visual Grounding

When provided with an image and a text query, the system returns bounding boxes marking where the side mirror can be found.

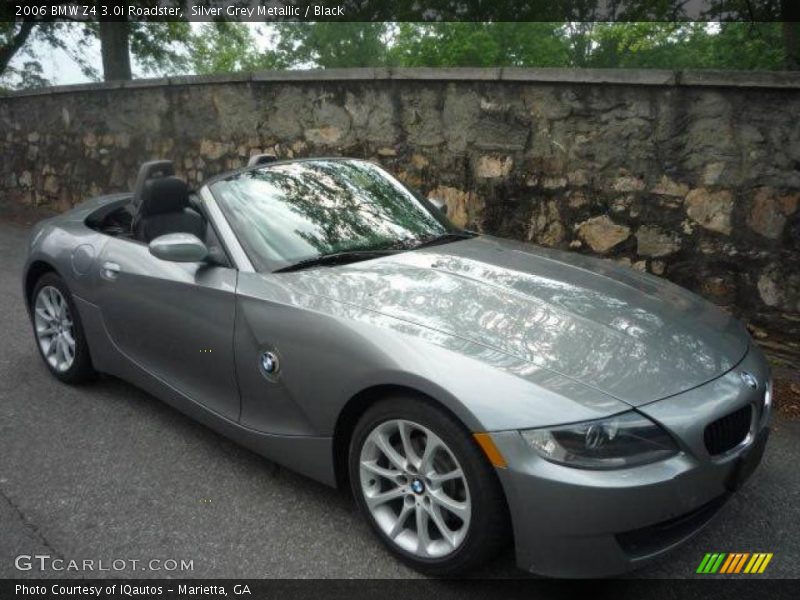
[149,233,208,263]
[429,197,448,215]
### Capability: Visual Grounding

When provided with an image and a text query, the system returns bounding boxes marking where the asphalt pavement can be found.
[0,219,798,579]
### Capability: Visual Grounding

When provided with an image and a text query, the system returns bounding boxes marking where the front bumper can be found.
[490,344,771,578]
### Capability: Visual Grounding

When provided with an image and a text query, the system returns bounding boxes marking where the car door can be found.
[95,236,240,421]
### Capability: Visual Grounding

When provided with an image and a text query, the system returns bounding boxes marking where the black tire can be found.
[349,395,510,576]
[30,272,96,384]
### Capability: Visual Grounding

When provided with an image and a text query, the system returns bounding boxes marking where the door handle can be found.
[101,261,121,280]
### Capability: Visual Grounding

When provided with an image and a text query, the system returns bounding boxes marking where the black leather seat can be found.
[130,161,204,243]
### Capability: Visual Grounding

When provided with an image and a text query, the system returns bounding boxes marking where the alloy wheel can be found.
[359,419,472,559]
[34,285,76,373]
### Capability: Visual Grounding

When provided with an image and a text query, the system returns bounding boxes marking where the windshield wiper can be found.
[412,231,477,249]
[274,232,476,273]
[274,249,398,273]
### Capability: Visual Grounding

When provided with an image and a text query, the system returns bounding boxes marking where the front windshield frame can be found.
[209,158,462,273]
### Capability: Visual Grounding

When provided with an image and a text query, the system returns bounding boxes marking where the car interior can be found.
[85,160,231,267]
[130,161,205,243]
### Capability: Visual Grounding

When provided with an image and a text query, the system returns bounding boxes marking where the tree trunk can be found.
[782,1,800,70]
[783,22,799,70]
[0,21,36,76]
[99,20,132,81]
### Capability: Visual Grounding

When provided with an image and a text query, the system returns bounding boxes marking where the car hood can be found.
[283,236,749,406]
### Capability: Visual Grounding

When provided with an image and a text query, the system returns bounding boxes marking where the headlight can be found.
[520,411,679,469]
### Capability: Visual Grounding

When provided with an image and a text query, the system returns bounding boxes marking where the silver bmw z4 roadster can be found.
[23,157,771,577]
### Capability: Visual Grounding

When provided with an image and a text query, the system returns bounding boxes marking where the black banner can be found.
[4,0,800,23]
[2,579,800,600]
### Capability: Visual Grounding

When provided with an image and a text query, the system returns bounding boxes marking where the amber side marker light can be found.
[473,433,508,468]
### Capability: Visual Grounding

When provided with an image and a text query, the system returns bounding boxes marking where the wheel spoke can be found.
[360,459,400,480]
[419,433,444,473]
[54,293,64,319]
[44,337,57,357]
[375,432,407,471]
[40,289,51,313]
[55,337,65,366]
[364,486,404,509]
[62,330,75,347]
[398,421,421,469]
[35,307,54,323]
[415,505,432,557]
[388,503,413,538]
[42,294,56,320]
[427,467,464,485]
[430,489,469,519]
[37,324,58,336]
[62,338,74,362]
[426,503,456,547]
[48,289,61,319]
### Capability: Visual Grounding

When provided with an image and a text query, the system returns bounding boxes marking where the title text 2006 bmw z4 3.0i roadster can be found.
[23,157,771,578]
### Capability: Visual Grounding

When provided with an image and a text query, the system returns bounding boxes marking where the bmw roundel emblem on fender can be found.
[740,371,758,390]
[259,351,280,377]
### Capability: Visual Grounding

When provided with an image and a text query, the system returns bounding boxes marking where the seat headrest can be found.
[131,160,175,215]
[139,176,189,216]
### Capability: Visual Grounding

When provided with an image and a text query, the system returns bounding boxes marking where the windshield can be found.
[211,159,459,272]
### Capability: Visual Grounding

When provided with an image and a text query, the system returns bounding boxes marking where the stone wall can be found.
[1,68,799,362]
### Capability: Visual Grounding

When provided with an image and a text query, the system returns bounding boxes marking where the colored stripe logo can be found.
[696,553,773,574]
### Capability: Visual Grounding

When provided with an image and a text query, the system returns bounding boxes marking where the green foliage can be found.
[129,21,192,75]
[1,0,190,87]
[581,22,785,70]
[697,23,786,70]
[254,22,789,72]
[188,22,268,75]
[273,23,390,68]
[387,23,570,67]
[1,21,97,88]
[78,20,192,75]
[10,60,49,89]
[583,22,701,68]
[188,22,390,73]
[1,19,190,88]
[2,16,797,91]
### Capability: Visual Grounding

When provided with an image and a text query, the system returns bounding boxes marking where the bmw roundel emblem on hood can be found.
[740,371,758,390]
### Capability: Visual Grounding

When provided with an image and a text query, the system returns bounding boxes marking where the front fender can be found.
[335,331,630,433]
[236,271,629,436]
